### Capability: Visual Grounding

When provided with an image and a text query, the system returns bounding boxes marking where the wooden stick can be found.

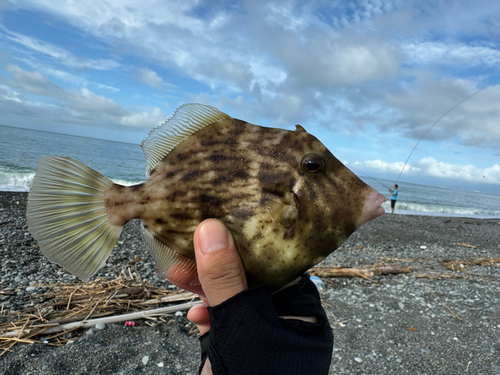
[427,288,462,321]
[139,292,197,305]
[41,301,200,334]
[310,266,411,278]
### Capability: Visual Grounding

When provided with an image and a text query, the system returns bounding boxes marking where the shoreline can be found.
[1,191,499,374]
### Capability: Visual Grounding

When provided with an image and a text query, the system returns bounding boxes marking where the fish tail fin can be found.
[27,156,122,281]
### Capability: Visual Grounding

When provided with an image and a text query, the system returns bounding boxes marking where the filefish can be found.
[27,103,385,290]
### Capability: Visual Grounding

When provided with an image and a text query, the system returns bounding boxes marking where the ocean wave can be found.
[0,170,35,192]
[110,178,145,186]
[382,201,500,218]
[0,170,143,192]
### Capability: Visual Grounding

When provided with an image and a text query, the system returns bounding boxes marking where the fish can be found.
[26,103,386,290]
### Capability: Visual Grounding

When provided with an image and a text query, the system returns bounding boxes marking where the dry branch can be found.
[443,258,500,271]
[310,266,411,278]
[456,243,477,248]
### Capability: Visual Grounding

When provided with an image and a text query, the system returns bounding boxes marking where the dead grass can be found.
[0,269,198,356]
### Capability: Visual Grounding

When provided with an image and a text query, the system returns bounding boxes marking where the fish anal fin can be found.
[141,223,198,287]
[141,103,230,175]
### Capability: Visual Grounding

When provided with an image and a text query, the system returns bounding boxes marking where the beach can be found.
[1,191,499,374]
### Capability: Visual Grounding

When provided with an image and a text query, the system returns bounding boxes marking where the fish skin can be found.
[27,104,385,290]
[105,115,378,289]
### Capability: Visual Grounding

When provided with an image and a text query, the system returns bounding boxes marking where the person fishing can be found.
[389,184,398,214]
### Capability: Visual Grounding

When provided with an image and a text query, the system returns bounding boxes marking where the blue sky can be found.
[1,0,499,194]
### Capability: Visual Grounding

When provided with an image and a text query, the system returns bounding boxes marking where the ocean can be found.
[2,124,500,219]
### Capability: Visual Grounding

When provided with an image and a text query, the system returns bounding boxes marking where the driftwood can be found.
[310,266,411,278]
[456,243,477,249]
[443,258,500,271]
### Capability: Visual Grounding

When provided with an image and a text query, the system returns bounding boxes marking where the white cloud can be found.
[1,65,164,129]
[5,64,65,98]
[120,107,166,127]
[5,57,121,92]
[404,41,500,68]
[134,68,164,89]
[0,84,24,103]
[381,76,500,147]
[69,88,124,116]
[351,159,419,175]
[357,157,500,185]
[416,157,500,185]
[3,30,119,70]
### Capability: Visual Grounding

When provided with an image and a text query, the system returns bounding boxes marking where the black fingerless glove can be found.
[198,274,333,375]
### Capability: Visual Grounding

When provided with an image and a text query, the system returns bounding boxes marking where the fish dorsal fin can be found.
[141,103,230,175]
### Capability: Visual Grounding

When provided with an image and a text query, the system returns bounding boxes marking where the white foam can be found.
[0,169,143,192]
[0,170,35,192]
[110,178,145,187]
[382,201,500,218]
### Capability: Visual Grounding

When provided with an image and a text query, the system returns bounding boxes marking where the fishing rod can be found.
[351,88,485,194]
[395,88,484,183]
[348,165,393,191]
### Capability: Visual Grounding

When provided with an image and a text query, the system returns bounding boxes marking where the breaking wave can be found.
[381,201,500,218]
[0,170,35,192]
[0,169,142,192]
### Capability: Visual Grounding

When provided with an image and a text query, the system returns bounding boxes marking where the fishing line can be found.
[395,88,484,183]
[349,165,392,190]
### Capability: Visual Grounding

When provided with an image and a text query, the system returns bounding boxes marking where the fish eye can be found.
[300,153,325,174]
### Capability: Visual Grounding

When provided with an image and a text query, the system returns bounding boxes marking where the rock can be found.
[94,323,106,330]
[142,356,149,365]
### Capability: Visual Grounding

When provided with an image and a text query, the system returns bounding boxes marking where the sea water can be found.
[0,125,144,190]
[2,124,500,219]
[366,177,500,219]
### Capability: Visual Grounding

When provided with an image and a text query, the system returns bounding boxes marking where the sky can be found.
[1,0,499,194]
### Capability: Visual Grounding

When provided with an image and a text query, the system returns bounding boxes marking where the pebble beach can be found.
[1,191,499,374]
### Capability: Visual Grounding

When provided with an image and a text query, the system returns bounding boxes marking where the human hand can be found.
[187,219,248,335]
[185,220,333,375]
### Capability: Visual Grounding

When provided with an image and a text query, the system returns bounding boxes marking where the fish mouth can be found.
[358,188,386,226]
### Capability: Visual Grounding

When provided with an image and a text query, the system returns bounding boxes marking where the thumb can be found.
[193,219,247,306]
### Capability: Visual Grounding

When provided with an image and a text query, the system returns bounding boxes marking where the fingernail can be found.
[199,219,231,253]
[191,301,207,309]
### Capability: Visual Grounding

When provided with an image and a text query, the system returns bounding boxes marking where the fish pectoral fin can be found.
[263,192,299,228]
[27,156,122,281]
[141,103,230,175]
[141,224,198,285]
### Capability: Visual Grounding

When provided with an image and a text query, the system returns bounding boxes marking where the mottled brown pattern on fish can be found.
[105,116,370,289]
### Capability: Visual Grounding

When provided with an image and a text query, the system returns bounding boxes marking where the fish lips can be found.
[358,189,386,226]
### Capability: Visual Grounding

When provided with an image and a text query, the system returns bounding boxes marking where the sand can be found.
[1,191,499,374]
